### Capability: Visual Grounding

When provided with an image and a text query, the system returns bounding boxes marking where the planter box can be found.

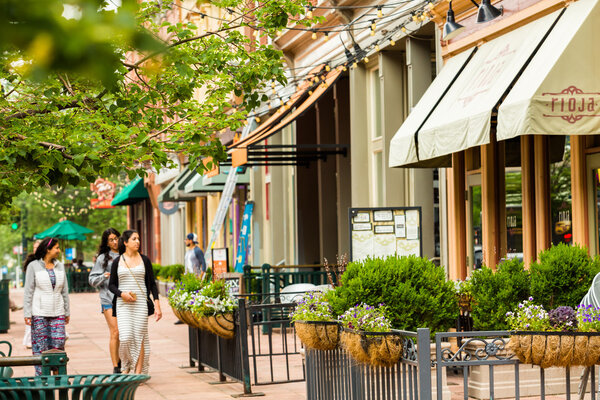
[466,339,597,399]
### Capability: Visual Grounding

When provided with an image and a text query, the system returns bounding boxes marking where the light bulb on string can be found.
[377,7,383,18]
[325,64,331,72]
[401,26,407,33]
[364,56,369,63]
[412,13,419,22]
[390,39,396,46]
[343,65,347,71]
[255,117,260,123]
[306,5,313,18]
[370,20,376,36]
[375,44,380,52]
[311,30,317,40]
[323,32,329,41]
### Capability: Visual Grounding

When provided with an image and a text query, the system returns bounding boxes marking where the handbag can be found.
[121,256,155,316]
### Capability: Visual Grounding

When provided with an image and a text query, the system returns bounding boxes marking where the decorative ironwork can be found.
[440,336,515,364]
[402,336,418,362]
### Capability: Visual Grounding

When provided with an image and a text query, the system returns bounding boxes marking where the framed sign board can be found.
[349,207,422,262]
[212,248,229,278]
[218,272,243,296]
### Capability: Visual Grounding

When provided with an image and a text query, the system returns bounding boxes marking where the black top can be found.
[108,254,159,317]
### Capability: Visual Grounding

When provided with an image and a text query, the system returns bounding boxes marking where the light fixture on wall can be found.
[443,0,504,40]
[442,1,465,40]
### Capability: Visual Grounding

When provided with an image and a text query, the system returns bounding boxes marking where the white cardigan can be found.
[23,260,70,318]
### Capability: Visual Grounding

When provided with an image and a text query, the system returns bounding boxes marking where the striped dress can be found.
[116,262,150,374]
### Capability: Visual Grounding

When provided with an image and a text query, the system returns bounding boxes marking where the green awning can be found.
[111,177,149,206]
[184,173,225,193]
[158,167,204,202]
[157,177,177,203]
[201,167,250,186]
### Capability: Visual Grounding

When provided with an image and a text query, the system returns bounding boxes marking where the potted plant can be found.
[190,280,237,339]
[508,298,600,368]
[339,303,402,367]
[291,291,339,351]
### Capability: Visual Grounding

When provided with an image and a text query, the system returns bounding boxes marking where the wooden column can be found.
[571,135,589,251]
[534,135,551,254]
[521,136,537,267]
[447,152,467,280]
[481,134,505,269]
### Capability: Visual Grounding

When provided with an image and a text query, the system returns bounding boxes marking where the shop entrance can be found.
[466,173,482,272]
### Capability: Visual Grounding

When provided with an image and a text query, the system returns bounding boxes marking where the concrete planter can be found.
[465,338,595,399]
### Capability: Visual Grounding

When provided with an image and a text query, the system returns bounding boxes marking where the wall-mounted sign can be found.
[349,207,422,262]
[90,178,116,209]
[158,201,179,215]
[212,248,229,278]
[219,272,243,296]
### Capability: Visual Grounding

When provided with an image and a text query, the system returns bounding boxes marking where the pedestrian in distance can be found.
[108,230,161,374]
[184,233,207,279]
[23,237,70,376]
[21,239,41,349]
[89,228,121,373]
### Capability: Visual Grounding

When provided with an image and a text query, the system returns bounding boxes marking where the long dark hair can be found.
[118,230,139,255]
[97,228,121,270]
[34,237,59,262]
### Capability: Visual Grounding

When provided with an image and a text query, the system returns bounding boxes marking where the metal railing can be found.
[242,264,335,295]
[305,328,432,400]
[435,331,600,400]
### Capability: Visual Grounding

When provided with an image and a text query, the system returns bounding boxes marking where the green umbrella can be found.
[34,220,93,241]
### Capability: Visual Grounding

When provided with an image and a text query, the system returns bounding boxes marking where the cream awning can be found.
[497,0,600,140]
[415,9,562,162]
[388,48,475,168]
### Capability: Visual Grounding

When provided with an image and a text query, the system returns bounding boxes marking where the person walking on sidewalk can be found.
[21,239,41,349]
[184,233,207,279]
[89,228,121,373]
[23,237,70,376]
[108,230,162,374]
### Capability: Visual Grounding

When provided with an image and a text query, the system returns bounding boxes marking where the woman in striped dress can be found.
[108,230,161,374]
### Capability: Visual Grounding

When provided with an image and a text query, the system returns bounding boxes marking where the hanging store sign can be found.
[212,248,229,277]
[90,178,116,209]
[349,207,422,262]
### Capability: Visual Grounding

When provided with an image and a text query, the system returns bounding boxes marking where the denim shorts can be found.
[101,304,113,313]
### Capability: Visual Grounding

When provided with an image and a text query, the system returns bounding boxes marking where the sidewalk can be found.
[5,289,307,399]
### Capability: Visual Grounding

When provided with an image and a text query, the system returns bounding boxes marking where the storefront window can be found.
[550,137,572,246]
[470,184,482,269]
[505,169,523,259]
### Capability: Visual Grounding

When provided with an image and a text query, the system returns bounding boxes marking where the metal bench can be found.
[0,374,149,399]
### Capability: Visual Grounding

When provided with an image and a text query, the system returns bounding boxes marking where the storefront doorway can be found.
[466,174,482,271]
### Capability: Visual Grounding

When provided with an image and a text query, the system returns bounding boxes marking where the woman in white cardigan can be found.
[23,237,70,376]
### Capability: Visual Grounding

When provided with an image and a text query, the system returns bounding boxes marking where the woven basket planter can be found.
[340,328,403,367]
[205,313,236,339]
[510,332,600,368]
[182,310,203,329]
[294,321,340,351]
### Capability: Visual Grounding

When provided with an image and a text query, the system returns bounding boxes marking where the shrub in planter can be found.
[290,291,339,351]
[328,256,458,334]
[469,258,530,331]
[338,303,401,367]
[530,244,600,310]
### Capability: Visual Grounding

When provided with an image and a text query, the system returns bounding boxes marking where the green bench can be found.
[0,374,149,399]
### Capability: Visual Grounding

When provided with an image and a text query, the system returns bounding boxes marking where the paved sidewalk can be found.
[4,289,306,399]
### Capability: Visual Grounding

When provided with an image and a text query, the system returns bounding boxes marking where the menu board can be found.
[349,207,422,262]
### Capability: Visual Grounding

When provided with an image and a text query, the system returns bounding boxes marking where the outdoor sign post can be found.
[212,248,229,279]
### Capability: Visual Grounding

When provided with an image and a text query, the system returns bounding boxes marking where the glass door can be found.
[466,174,482,272]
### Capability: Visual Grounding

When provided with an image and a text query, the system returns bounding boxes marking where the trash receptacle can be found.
[0,279,10,333]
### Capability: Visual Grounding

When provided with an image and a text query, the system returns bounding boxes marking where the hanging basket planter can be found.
[182,310,203,330]
[171,306,184,322]
[205,313,236,339]
[510,331,600,368]
[340,328,403,367]
[294,321,340,351]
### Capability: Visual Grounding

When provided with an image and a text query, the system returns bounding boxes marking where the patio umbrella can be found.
[34,220,93,241]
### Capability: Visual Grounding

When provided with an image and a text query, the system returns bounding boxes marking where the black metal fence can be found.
[305,328,432,400]
[186,293,306,396]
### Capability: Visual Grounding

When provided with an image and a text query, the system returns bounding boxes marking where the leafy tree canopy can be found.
[0,0,318,213]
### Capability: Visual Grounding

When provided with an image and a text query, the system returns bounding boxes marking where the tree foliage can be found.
[0,0,318,210]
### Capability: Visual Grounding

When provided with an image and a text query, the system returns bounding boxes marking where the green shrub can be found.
[328,256,458,333]
[469,258,530,331]
[152,263,161,278]
[530,244,600,309]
